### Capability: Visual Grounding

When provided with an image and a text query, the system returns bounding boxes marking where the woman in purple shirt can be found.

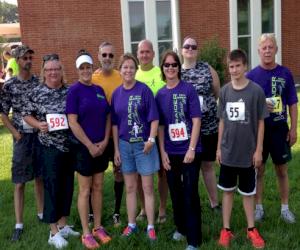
[111,53,159,240]
[66,50,111,249]
[156,51,202,250]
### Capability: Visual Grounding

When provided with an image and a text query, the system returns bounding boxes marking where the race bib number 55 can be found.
[226,102,245,121]
[46,114,69,132]
[168,122,188,141]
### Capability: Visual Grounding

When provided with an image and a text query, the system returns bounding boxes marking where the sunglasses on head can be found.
[43,54,59,63]
[102,53,114,58]
[183,44,197,50]
[163,62,178,68]
[21,56,33,61]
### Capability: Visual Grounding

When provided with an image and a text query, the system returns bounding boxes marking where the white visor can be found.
[76,55,93,69]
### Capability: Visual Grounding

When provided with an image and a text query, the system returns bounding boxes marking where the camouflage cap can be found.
[13,45,34,59]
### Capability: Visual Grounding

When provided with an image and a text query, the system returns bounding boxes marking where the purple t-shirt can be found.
[111,81,159,142]
[66,81,110,143]
[247,65,298,125]
[156,80,202,154]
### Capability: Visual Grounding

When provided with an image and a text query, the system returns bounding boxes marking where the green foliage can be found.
[0,1,18,23]
[199,36,227,85]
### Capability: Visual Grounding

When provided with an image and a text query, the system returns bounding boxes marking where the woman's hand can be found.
[161,151,171,170]
[38,121,48,133]
[183,148,195,163]
[114,150,122,167]
[143,141,153,154]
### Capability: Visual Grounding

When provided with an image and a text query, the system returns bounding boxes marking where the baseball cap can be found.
[14,45,34,59]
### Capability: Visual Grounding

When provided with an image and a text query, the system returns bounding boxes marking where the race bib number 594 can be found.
[226,102,245,121]
[168,122,188,141]
[46,114,69,132]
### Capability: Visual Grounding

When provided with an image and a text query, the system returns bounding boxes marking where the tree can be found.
[0,1,19,23]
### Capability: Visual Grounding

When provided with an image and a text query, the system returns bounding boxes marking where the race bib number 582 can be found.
[46,114,69,132]
[168,122,188,141]
[226,102,245,121]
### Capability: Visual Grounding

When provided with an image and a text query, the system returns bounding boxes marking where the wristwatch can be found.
[148,137,155,143]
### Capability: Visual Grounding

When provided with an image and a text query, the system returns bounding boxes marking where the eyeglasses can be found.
[163,62,178,68]
[182,44,198,50]
[102,53,114,58]
[43,53,59,63]
[21,56,33,61]
[44,67,61,72]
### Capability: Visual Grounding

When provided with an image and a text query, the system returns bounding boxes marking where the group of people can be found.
[0,33,298,250]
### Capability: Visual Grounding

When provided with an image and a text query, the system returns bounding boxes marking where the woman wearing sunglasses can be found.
[111,53,159,240]
[66,50,111,249]
[181,36,221,212]
[155,51,202,250]
[23,54,79,249]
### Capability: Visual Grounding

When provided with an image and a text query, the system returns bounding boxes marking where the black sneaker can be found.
[11,228,23,241]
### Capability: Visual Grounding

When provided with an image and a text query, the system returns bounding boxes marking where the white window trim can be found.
[229,0,281,68]
[120,0,180,66]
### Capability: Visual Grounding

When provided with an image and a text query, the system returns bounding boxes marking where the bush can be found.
[199,36,227,85]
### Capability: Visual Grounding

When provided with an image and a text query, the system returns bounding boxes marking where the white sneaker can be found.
[172,230,185,241]
[281,209,296,224]
[48,232,68,249]
[254,208,264,222]
[58,225,80,238]
[185,245,198,250]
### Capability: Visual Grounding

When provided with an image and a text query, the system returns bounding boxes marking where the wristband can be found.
[189,146,195,151]
[148,137,155,143]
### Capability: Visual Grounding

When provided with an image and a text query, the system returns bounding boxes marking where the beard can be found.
[101,61,113,72]
[23,62,32,71]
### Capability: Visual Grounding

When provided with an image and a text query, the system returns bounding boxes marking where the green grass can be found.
[0,96,299,249]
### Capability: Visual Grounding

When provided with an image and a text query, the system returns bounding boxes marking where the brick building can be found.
[17,0,300,83]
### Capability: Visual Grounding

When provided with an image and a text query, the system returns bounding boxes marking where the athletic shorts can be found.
[200,133,218,162]
[12,133,41,184]
[119,139,159,176]
[263,123,291,165]
[218,164,256,196]
[71,142,109,176]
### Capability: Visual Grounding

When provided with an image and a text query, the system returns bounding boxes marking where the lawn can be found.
[0,100,299,249]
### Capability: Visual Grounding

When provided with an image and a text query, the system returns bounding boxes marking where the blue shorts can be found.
[119,139,159,176]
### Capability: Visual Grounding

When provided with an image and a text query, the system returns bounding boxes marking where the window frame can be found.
[120,0,180,66]
[229,0,281,68]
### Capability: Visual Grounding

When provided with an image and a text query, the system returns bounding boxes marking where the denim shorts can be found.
[119,139,159,176]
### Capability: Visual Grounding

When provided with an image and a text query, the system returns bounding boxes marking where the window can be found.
[121,0,180,65]
[230,0,281,68]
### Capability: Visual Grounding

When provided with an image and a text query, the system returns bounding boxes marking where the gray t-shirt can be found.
[217,81,269,167]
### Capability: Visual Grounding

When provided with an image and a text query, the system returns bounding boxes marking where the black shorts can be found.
[200,133,218,162]
[218,164,256,196]
[263,123,291,165]
[71,142,109,176]
[12,133,41,184]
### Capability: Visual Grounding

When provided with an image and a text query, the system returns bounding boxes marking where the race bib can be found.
[226,102,245,121]
[272,96,283,113]
[46,114,69,132]
[22,119,33,130]
[168,122,188,141]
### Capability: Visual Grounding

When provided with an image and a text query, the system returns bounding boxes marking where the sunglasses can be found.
[102,53,114,58]
[163,62,178,68]
[21,56,33,61]
[182,44,198,50]
[43,53,59,62]
[44,67,62,72]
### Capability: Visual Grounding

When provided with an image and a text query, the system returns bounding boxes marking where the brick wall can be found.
[17,0,123,83]
[17,1,299,82]
[282,0,300,80]
[180,0,229,50]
